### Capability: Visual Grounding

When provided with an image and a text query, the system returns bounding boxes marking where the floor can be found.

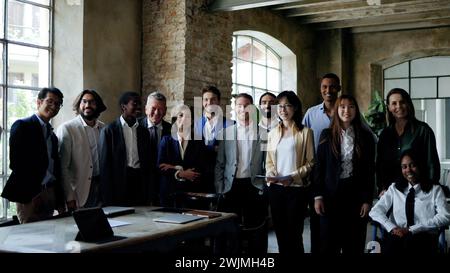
[267,217,450,253]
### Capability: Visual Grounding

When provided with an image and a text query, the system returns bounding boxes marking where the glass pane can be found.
[232,36,236,57]
[267,49,280,69]
[237,85,252,96]
[411,56,450,77]
[237,36,251,62]
[0,178,3,218]
[254,89,265,107]
[253,64,266,89]
[384,62,408,78]
[267,68,280,91]
[411,78,436,99]
[232,84,237,95]
[232,58,236,84]
[446,99,450,159]
[439,77,450,98]
[252,40,266,65]
[384,79,409,99]
[0,0,4,39]
[8,44,49,88]
[7,88,39,129]
[7,198,17,219]
[8,1,50,47]
[0,44,3,84]
[26,0,50,5]
[236,60,251,86]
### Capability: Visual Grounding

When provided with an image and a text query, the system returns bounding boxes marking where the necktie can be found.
[46,123,53,139]
[405,187,415,227]
[149,126,158,152]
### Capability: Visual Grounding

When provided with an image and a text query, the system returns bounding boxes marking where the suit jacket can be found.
[214,124,264,194]
[56,116,105,207]
[1,115,64,206]
[194,116,234,151]
[157,135,213,206]
[138,117,172,204]
[313,128,375,204]
[99,118,152,206]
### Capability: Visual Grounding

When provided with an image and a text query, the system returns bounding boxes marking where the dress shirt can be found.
[35,114,55,186]
[203,115,218,146]
[147,118,163,145]
[340,126,354,179]
[275,135,296,185]
[369,183,450,234]
[236,122,256,179]
[80,116,101,176]
[120,116,140,168]
[302,102,331,152]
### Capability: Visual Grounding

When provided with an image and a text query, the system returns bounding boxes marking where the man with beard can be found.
[258,92,278,153]
[99,92,152,206]
[2,87,66,223]
[56,89,107,211]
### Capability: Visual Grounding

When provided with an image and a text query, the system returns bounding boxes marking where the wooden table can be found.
[0,207,238,253]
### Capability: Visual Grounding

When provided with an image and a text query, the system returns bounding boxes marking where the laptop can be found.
[73,207,125,243]
[153,213,204,224]
[102,206,135,218]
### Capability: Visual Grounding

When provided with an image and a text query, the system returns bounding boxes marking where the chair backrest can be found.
[0,215,20,227]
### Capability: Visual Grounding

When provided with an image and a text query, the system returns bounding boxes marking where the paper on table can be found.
[107,219,131,227]
[256,174,291,180]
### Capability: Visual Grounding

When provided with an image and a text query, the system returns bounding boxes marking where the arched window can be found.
[383,56,450,162]
[232,34,281,103]
[0,0,53,219]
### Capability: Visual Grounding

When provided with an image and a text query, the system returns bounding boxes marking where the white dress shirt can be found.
[120,116,140,168]
[340,126,354,179]
[236,122,256,179]
[80,116,101,176]
[203,115,218,145]
[369,183,450,234]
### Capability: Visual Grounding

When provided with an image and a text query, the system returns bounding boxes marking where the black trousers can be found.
[218,178,268,254]
[269,184,308,255]
[318,177,368,254]
[125,167,147,206]
[382,232,439,254]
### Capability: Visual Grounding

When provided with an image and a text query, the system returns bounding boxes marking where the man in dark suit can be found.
[99,91,152,206]
[139,91,171,205]
[2,87,66,223]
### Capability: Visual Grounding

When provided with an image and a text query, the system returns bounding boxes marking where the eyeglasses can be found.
[42,98,62,108]
[277,104,293,110]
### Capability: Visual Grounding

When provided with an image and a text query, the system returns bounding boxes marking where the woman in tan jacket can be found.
[266,90,315,254]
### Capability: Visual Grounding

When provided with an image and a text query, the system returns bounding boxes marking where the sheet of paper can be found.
[107,219,131,227]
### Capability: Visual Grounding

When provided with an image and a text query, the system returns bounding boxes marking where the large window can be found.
[232,35,282,104]
[383,56,450,163]
[0,0,52,220]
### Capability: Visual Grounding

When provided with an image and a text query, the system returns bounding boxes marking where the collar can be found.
[259,117,279,130]
[341,126,354,136]
[79,115,99,128]
[147,118,163,130]
[35,114,50,128]
[120,115,138,128]
[319,102,325,112]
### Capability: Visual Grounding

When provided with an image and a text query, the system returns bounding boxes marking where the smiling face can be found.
[145,98,167,125]
[202,91,219,117]
[320,77,340,103]
[122,96,142,119]
[388,93,409,121]
[277,97,294,122]
[259,94,276,119]
[337,98,356,128]
[79,93,97,121]
[37,92,62,122]
[235,96,252,124]
[401,155,420,185]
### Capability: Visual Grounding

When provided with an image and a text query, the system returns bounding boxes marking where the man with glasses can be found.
[2,87,66,223]
[56,89,107,211]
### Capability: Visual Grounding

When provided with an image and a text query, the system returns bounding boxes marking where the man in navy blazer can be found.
[99,92,152,206]
[1,87,66,223]
[139,91,172,205]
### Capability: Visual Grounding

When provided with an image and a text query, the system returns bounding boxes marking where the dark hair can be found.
[395,149,432,193]
[119,91,141,107]
[73,89,107,118]
[386,88,418,127]
[328,95,364,159]
[235,93,253,104]
[321,73,341,85]
[276,90,304,130]
[201,85,221,101]
[259,92,276,105]
[38,87,64,106]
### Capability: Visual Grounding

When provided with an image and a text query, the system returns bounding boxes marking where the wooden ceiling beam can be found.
[209,0,301,12]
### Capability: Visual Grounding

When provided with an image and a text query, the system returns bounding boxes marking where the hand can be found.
[66,200,78,212]
[159,163,176,171]
[391,227,410,238]
[179,168,201,182]
[360,203,370,218]
[57,206,67,215]
[314,199,325,216]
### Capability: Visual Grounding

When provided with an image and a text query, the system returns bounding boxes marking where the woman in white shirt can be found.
[369,149,450,254]
[313,94,376,254]
[265,91,315,254]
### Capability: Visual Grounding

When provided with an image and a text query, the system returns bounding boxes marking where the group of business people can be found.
[1,73,449,256]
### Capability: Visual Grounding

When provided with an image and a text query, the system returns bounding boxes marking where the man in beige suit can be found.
[56,89,107,211]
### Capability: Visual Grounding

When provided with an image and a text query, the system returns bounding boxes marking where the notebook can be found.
[73,207,125,243]
[102,206,135,217]
[153,213,204,224]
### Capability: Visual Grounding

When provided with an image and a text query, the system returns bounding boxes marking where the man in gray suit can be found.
[215,93,268,254]
[57,89,107,211]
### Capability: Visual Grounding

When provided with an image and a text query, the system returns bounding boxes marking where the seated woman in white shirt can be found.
[369,149,450,254]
